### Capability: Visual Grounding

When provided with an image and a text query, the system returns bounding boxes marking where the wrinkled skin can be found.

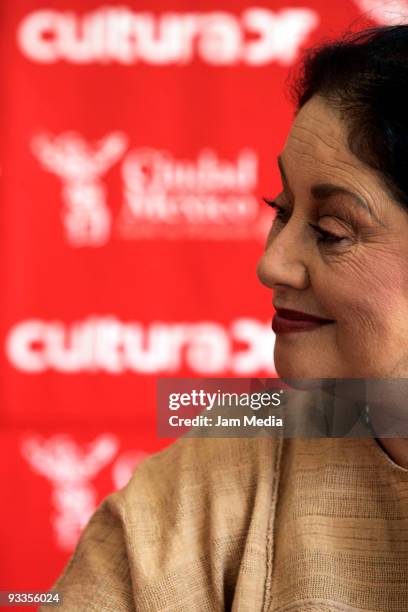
[257,95,408,467]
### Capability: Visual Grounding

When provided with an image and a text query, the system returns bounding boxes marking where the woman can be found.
[49,26,408,611]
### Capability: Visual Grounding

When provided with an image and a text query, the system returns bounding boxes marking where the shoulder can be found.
[124,435,282,500]
[118,436,283,540]
[117,436,283,606]
[50,437,283,611]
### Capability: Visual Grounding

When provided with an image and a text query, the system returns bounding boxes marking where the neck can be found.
[375,437,408,469]
[367,388,408,468]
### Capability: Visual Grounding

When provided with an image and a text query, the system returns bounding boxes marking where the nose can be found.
[256,223,309,290]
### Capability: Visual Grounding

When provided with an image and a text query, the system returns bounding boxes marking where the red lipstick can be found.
[272,308,334,335]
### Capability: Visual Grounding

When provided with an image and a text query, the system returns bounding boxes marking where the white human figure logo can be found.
[31,131,127,246]
[21,434,118,550]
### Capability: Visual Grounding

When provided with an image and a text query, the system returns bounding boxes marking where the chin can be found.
[274,347,311,379]
[274,342,338,380]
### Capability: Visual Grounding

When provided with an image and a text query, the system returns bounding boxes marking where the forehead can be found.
[289,96,347,154]
[281,95,382,195]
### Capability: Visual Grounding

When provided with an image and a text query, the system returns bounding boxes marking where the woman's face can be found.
[257,95,408,379]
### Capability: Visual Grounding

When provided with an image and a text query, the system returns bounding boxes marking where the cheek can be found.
[314,249,408,343]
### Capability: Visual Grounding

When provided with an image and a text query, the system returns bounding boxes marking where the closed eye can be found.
[308,223,347,244]
[263,197,347,244]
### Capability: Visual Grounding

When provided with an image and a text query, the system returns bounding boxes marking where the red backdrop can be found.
[0,0,394,601]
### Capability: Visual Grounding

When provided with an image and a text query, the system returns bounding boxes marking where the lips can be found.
[272,307,334,335]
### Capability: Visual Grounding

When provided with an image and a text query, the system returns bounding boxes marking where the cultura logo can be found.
[6,317,276,375]
[18,7,318,66]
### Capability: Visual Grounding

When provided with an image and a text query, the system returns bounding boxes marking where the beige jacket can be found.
[48,432,408,611]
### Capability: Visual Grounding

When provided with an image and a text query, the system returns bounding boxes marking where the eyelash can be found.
[263,198,345,244]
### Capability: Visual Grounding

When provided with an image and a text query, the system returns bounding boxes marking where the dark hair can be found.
[291,25,408,208]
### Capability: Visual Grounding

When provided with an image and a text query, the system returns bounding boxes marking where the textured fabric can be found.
[46,435,408,611]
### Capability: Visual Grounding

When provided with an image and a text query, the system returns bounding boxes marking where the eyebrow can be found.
[277,155,377,220]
